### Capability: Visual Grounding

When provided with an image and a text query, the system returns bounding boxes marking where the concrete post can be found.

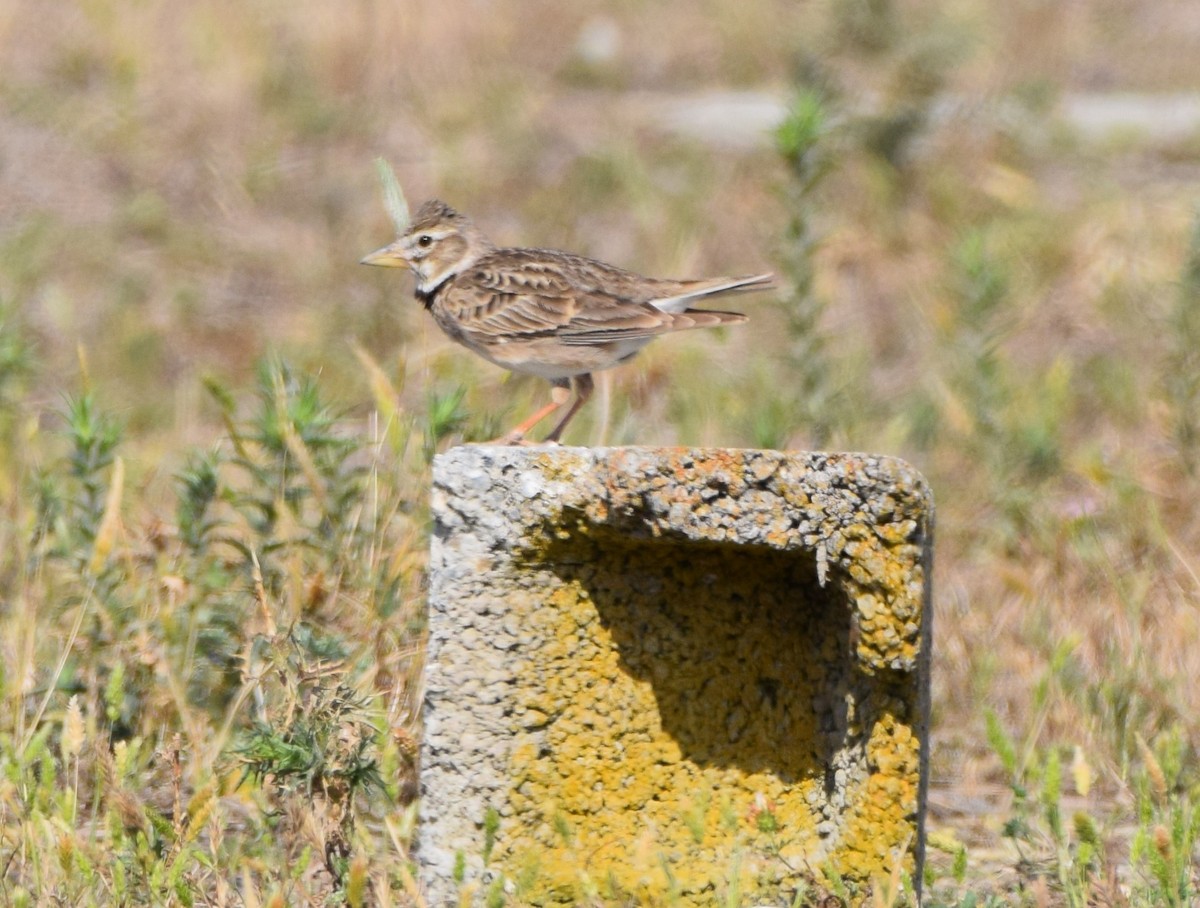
[421,447,933,906]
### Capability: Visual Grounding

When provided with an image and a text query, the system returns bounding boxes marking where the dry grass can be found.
[2,0,1200,905]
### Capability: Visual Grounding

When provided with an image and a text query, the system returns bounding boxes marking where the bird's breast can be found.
[429,303,469,344]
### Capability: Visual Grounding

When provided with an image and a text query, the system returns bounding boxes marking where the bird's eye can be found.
[418,235,433,248]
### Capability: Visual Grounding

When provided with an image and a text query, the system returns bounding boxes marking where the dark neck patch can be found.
[415,273,453,310]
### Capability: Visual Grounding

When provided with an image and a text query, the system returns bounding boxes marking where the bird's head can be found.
[360,200,494,293]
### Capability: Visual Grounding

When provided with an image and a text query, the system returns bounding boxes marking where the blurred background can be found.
[3,0,1200,902]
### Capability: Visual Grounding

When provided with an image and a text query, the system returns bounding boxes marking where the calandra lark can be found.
[362,200,772,444]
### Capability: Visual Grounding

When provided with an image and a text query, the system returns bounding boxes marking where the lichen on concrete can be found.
[422,446,933,907]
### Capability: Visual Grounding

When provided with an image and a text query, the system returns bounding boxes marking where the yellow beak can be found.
[360,242,409,268]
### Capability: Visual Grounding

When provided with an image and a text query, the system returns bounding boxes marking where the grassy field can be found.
[2,0,1200,904]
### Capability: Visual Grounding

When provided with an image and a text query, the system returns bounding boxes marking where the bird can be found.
[361,200,773,444]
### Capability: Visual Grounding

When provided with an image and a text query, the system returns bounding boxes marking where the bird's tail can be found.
[667,309,749,331]
[651,273,774,312]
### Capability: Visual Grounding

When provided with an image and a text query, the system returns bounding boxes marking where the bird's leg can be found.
[544,373,594,443]
[493,379,572,445]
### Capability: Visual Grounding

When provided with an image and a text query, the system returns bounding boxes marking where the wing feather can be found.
[436,248,753,347]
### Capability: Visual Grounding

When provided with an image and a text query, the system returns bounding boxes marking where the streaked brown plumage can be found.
[362,200,773,443]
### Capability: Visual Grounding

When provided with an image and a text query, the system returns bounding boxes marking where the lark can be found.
[362,200,772,444]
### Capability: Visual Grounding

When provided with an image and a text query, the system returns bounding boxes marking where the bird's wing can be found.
[440,251,685,346]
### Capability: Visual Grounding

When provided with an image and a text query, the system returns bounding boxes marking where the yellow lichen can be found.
[483,527,924,906]
[456,451,932,906]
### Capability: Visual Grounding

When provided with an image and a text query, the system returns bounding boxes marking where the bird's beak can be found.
[360,242,409,268]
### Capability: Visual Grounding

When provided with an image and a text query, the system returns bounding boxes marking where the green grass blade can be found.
[374,157,411,232]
